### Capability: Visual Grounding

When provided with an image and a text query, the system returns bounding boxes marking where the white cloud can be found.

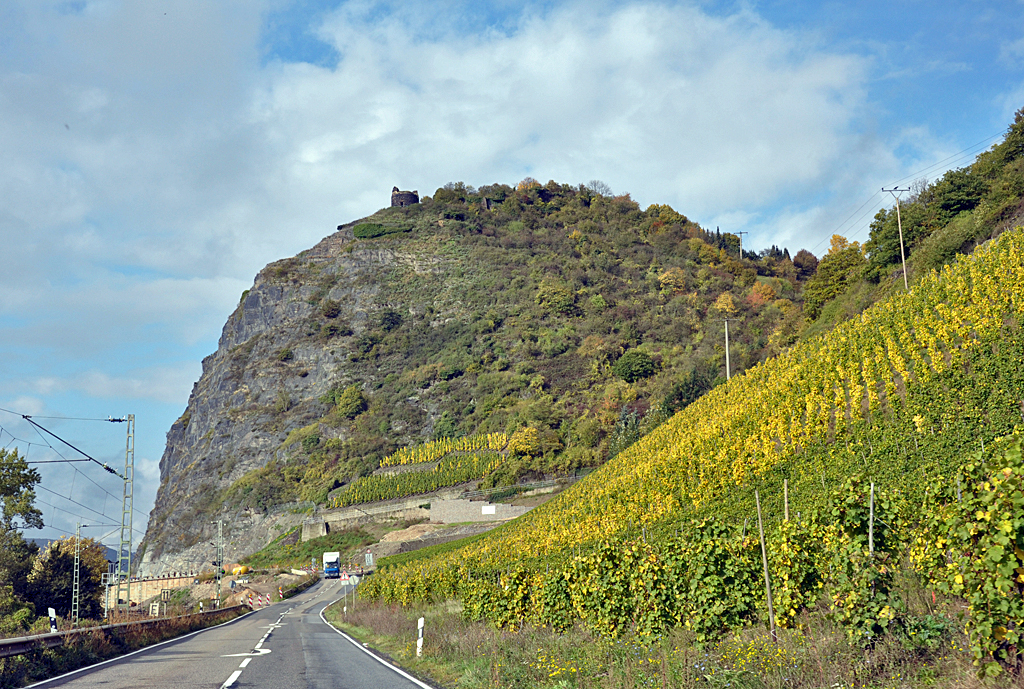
[0,0,993,536]
[31,363,202,405]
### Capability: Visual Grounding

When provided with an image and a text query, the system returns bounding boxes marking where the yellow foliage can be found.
[658,267,688,292]
[368,227,1024,607]
[508,427,540,456]
[713,292,738,315]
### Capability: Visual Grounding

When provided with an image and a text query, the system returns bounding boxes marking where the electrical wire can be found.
[805,128,1006,256]
[34,484,145,537]
[1,408,148,521]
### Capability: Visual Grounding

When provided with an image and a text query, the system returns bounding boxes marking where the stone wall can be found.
[120,574,196,605]
[300,491,463,541]
[429,498,531,523]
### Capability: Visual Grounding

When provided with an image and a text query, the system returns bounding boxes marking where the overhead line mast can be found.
[113,414,134,614]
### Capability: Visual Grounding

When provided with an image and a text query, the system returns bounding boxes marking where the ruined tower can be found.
[391,187,419,207]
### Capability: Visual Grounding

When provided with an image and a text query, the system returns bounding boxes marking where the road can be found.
[31,579,432,689]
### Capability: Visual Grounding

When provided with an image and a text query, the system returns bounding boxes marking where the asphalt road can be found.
[31,579,432,689]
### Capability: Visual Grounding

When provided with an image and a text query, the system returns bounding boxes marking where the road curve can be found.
[29,579,432,689]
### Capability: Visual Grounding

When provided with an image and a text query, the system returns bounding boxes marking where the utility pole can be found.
[211,520,224,609]
[736,231,749,260]
[113,414,134,615]
[722,318,735,380]
[72,522,81,628]
[882,187,911,290]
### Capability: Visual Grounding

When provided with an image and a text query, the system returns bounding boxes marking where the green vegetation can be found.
[240,527,375,569]
[219,180,818,514]
[352,222,411,239]
[361,213,1024,673]
[331,452,503,507]
[325,592,980,689]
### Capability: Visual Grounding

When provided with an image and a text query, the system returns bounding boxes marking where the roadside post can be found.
[48,608,57,633]
[417,617,424,657]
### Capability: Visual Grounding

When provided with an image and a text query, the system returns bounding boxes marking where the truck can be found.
[323,551,341,579]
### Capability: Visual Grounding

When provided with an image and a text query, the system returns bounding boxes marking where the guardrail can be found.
[0,605,245,660]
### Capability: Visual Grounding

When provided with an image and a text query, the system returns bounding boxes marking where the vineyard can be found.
[361,227,1024,674]
[330,451,504,508]
[377,433,508,468]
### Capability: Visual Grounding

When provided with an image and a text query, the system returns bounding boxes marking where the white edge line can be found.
[25,609,258,688]
[318,599,433,689]
[221,669,242,688]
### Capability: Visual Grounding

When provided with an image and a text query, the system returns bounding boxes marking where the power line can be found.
[19,415,124,479]
[890,131,1004,186]
[34,484,144,537]
[807,128,1005,256]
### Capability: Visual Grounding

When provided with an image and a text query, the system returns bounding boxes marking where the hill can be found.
[138,180,811,574]
[362,224,1024,671]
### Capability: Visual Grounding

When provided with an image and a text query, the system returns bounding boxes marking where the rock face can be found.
[138,223,449,576]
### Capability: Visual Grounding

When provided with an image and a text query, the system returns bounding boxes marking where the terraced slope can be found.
[368,225,1024,585]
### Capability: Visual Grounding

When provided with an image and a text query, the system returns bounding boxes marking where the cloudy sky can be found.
[3,0,1023,549]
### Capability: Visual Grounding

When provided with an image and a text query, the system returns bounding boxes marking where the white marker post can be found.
[416,617,424,657]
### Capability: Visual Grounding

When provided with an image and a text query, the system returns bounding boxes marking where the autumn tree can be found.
[792,249,819,280]
[803,235,867,320]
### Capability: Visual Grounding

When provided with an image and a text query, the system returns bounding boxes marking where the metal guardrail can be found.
[0,605,245,660]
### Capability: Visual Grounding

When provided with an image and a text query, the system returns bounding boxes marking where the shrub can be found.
[276,348,294,362]
[612,349,655,383]
[320,300,341,318]
[335,386,367,419]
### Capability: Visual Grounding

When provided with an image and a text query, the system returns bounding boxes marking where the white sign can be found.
[482,505,496,515]
[349,575,360,586]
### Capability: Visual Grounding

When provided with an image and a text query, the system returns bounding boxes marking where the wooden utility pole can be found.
[882,188,911,290]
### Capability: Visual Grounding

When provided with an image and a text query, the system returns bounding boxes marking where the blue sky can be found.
[2,0,1022,549]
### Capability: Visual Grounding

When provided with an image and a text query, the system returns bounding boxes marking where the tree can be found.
[792,249,818,280]
[712,293,737,316]
[664,362,716,413]
[0,449,43,625]
[335,386,368,419]
[1,448,42,532]
[803,236,867,320]
[28,537,109,620]
[613,349,656,383]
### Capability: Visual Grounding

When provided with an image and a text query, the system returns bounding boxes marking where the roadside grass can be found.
[0,607,248,688]
[322,594,997,689]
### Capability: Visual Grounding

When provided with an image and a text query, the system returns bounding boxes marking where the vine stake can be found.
[755,489,777,643]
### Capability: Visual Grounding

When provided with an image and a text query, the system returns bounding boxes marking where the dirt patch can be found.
[379,523,443,542]
[369,522,499,559]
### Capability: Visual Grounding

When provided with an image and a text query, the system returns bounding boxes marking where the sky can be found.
[2,0,1023,551]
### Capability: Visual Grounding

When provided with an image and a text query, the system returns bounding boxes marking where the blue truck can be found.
[323,551,341,579]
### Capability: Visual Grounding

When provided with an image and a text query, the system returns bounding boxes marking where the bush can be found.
[353,223,410,239]
[334,386,367,419]
[612,349,655,383]
[320,300,341,319]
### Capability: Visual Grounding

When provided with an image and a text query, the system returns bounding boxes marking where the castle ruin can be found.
[391,187,419,207]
